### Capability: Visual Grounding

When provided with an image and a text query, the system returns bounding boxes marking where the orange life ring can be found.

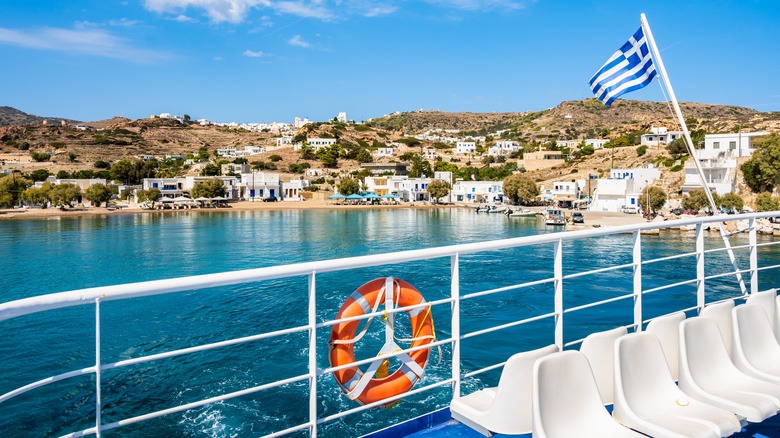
[329,277,434,406]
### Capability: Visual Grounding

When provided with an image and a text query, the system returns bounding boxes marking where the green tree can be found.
[318,144,340,168]
[233,157,248,164]
[755,192,780,212]
[502,173,539,204]
[636,145,648,156]
[581,145,595,156]
[409,154,433,178]
[23,182,52,207]
[137,188,162,208]
[639,186,667,214]
[681,189,710,212]
[109,159,134,183]
[84,183,113,207]
[191,179,226,198]
[28,169,51,182]
[666,138,689,157]
[268,154,283,162]
[426,179,451,204]
[718,193,744,212]
[94,160,110,169]
[49,183,82,207]
[299,143,315,160]
[0,173,32,207]
[201,163,221,176]
[356,149,373,163]
[742,134,780,193]
[337,177,360,196]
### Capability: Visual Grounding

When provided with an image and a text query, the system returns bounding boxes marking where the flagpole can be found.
[640,13,747,295]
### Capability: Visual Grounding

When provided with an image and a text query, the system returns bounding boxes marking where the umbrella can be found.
[345,194,364,200]
[194,197,211,202]
[328,193,346,199]
[362,193,379,199]
[211,196,227,201]
[174,196,191,203]
[380,194,399,199]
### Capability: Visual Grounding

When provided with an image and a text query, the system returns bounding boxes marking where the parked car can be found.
[263,197,278,202]
[571,212,585,223]
[671,207,683,215]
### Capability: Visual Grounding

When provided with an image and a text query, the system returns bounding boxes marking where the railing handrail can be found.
[1,212,775,322]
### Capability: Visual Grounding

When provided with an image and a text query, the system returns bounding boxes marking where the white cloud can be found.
[0,26,171,62]
[243,49,264,57]
[174,14,197,22]
[107,18,143,27]
[363,5,397,17]
[287,34,310,48]
[422,0,531,11]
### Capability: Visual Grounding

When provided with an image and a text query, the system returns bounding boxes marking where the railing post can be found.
[308,271,318,438]
[632,231,643,332]
[451,253,461,398]
[696,223,706,313]
[95,298,102,438]
[554,239,563,350]
[749,218,758,295]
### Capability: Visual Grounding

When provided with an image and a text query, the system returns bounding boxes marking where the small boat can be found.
[475,205,491,213]
[505,208,536,217]
[544,208,566,226]
[487,205,507,213]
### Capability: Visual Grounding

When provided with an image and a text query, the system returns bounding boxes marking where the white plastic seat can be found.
[732,304,780,384]
[532,350,644,438]
[678,317,780,422]
[700,300,735,359]
[579,326,627,405]
[614,332,741,438]
[450,344,559,436]
[645,311,685,380]
[746,288,779,342]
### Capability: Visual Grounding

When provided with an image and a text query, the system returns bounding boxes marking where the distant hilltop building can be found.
[337,112,347,123]
[294,117,311,129]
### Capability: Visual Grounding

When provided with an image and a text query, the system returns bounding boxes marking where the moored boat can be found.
[544,208,566,225]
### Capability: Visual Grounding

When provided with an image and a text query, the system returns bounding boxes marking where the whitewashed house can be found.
[640,127,684,146]
[185,176,240,200]
[142,178,186,197]
[306,169,324,177]
[282,179,310,201]
[585,139,609,149]
[374,147,394,158]
[451,180,503,204]
[488,141,521,157]
[337,112,348,123]
[294,138,337,152]
[240,173,280,201]
[681,131,768,194]
[221,163,251,175]
[551,180,584,208]
[456,141,476,155]
[589,166,661,212]
[422,147,438,161]
[216,148,237,157]
[276,137,293,147]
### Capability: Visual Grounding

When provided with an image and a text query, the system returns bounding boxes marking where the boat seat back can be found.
[645,312,685,380]
[532,350,644,438]
[614,332,742,438]
[732,304,780,378]
[746,288,779,341]
[449,344,559,435]
[579,326,627,405]
[699,300,735,359]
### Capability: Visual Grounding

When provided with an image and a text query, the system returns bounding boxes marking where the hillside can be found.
[0,106,80,127]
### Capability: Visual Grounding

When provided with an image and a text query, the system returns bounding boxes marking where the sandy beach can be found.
[0,201,648,228]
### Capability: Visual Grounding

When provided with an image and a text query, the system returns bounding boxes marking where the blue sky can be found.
[1,1,778,123]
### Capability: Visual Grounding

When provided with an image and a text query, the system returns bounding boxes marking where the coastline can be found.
[0,201,650,228]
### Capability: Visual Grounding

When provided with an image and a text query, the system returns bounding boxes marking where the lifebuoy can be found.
[329,277,434,406]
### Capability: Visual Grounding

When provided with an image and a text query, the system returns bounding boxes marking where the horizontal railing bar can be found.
[0,367,93,404]
[321,338,452,375]
[318,378,455,424]
[5,212,777,322]
[641,251,697,265]
[461,278,555,301]
[563,322,635,348]
[755,241,780,248]
[61,374,312,437]
[642,278,698,295]
[461,312,557,340]
[704,243,752,254]
[564,293,634,314]
[316,297,453,329]
[704,269,752,281]
[756,264,780,272]
[563,262,634,280]
[263,422,313,438]
[462,361,508,379]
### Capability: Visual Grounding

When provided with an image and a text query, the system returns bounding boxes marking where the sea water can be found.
[0,209,777,437]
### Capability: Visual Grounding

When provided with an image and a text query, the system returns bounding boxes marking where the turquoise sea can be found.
[1,209,778,437]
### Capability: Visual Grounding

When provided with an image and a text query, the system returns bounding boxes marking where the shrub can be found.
[636,145,648,156]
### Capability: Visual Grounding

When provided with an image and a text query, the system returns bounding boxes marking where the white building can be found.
[337,112,348,123]
[589,166,661,212]
[295,138,337,152]
[306,169,324,177]
[487,140,521,157]
[240,172,280,201]
[551,180,584,208]
[216,147,237,157]
[422,147,438,162]
[221,163,251,175]
[452,180,503,204]
[456,141,476,155]
[698,132,768,159]
[185,176,241,200]
[294,117,311,129]
[640,127,684,146]
[276,137,293,146]
[282,179,310,201]
[585,139,609,149]
[374,147,394,158]
[681,131,768,195]
[143,178,186,197]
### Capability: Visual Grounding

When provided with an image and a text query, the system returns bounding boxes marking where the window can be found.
[729,141,737,150]
[713,142,720,149]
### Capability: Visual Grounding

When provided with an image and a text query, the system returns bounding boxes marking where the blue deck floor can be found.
[373,408,780,438]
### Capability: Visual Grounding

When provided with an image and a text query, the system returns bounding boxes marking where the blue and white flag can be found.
[589,26,656,106]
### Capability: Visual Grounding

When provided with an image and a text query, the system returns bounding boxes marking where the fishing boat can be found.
[2,212,780,437]
[544,208,566,226]
[505,208,536,218]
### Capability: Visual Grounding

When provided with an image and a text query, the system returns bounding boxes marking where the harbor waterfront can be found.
[1,209,779,437]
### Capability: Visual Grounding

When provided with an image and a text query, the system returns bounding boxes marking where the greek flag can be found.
[589,26,656,106]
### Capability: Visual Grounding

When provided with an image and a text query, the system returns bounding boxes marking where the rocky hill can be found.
[0,106,80,127]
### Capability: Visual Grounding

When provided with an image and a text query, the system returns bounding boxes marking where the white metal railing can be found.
[1,212,780,437]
